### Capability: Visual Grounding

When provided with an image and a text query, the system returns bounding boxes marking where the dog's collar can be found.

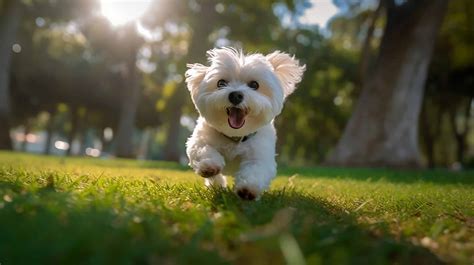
[220,131,257,143]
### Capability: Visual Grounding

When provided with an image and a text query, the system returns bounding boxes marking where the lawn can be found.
[0,151,472,265]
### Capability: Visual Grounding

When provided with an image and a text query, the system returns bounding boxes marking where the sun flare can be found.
[99,0,152,26]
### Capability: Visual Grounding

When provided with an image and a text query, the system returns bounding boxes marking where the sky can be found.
[99,0,340,28]
[300,0,340,27]
[99,0,153,26]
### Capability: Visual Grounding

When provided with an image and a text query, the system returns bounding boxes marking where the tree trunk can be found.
[44,107,57,155]
[114,25,143,158]
[420,97,443,168]
[448,98,472,165]
[162,94,185,161]
[77,128,86,156]
[74,108,89,155]
[100,126,114,154]
[326,0,448,168]
[66,106,79,156]
[0,1,23,150]
[162,3,216,161]
[115,64,140,158]
[21,119,31,152]
[358,0,384,87]
[145,127,156,160]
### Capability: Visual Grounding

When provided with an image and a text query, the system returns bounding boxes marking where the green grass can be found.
[0,151,472,265]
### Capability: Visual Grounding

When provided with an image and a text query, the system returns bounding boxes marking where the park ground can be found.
[0,151,472,264]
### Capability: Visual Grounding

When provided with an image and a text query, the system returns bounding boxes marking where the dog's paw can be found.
[197,160,222,178]
[198,166,221,178]
[236,187,259,201]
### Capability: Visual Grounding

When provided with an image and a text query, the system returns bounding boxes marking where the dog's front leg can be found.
[234,157,277,200]
[187,143,226,181]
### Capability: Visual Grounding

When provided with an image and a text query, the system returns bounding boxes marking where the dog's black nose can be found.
[228,91,244,105]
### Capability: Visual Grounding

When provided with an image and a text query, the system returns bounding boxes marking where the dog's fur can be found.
[185,47,305,200]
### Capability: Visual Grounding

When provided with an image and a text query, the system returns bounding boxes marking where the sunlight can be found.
[99,0,152,26]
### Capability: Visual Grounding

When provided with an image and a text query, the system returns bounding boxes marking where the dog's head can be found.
[185,47,305,137]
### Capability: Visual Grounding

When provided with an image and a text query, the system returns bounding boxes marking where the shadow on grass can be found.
[206,188,444,265]
[278,166,474,185]
[0,181,225,265]
[0,177,444,265]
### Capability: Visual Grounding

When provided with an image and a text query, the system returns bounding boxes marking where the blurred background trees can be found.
[0,0,473,169]
[327,0,448,168]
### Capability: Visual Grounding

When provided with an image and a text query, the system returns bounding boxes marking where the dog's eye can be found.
[248,80,259,90]
[217,79,228,88]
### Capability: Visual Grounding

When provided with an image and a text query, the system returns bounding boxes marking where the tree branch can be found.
[358,0,384,86]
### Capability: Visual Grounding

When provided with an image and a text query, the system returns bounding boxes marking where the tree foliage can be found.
[1,0,472,167]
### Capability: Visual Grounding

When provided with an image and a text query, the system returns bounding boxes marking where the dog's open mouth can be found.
[227,107,247,129]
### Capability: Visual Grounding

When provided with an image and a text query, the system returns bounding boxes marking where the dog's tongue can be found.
[228,107,245,129]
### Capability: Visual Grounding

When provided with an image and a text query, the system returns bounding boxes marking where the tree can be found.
[144,0,309,161]
[326,0,448,168]
[272,27,358,165]
[1,0,96,150]
[112,24,144,158]
[0,0,23,149]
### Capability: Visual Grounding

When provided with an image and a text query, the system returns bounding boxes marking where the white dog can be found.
[185,47,305,200]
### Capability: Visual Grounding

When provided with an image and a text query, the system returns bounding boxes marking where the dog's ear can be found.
[266,51,305,97]
[185,63,208,97]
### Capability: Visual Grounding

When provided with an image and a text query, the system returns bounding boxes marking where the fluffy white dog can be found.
[185,47,305,200]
